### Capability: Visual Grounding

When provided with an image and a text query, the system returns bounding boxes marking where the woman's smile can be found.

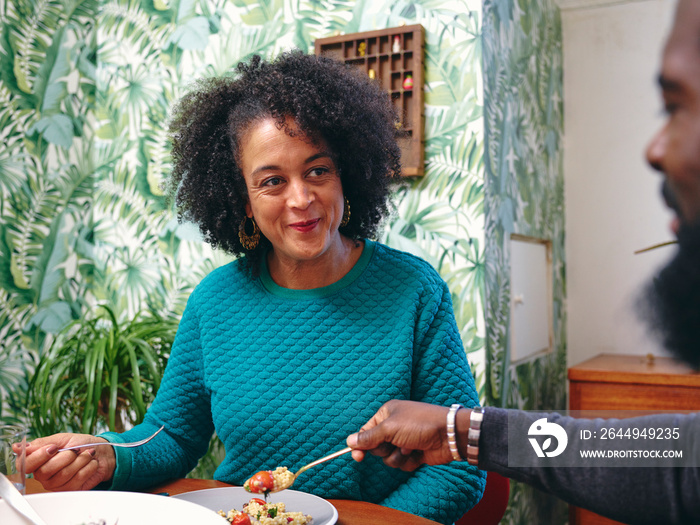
[238,116,362,288]
[289,218,321,233]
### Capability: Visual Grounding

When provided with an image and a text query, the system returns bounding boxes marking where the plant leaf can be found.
[27,115,74,148]
[168,17,210,50]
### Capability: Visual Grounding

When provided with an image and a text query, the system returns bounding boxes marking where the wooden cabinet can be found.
[315,25,425,176]
[568,353,700,525]
[569,353,700,412]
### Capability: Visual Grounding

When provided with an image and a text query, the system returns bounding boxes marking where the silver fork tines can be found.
[58,425,165,452]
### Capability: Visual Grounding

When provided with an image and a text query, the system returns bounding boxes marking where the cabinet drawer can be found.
[570,381,700,411]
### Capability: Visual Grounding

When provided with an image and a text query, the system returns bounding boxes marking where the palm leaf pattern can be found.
[1,5,566,522]
[0,0,97,422]
[483,0,566,522]
[1,0,486,402]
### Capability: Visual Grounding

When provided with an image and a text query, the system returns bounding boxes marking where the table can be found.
[27,478,440,525]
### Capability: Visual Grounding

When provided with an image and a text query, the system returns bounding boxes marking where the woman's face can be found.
[239,117,345,266]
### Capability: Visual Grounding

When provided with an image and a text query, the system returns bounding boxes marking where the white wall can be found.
[559,0,677,367]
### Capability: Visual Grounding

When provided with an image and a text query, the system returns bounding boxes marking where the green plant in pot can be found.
[28,305,179,436]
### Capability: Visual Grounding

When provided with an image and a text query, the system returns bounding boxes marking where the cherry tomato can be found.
[248,470,274,493]
[251,498,266,506]
[230,514,251,525]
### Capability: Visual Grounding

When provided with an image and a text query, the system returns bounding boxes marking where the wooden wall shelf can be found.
[315,25,425,177]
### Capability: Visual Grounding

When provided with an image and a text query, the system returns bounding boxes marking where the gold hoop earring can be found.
[239,216,260,250]
[340,196,351,228]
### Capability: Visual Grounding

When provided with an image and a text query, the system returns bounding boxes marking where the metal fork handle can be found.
[294,446,352,478]
[58,425,164,452]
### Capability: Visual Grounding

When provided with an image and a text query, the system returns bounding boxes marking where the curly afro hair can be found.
[165,50,403,272]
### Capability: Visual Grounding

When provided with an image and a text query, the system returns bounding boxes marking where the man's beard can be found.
[638,219,700,369]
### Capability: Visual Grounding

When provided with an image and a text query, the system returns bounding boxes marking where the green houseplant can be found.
[28,305,179,436]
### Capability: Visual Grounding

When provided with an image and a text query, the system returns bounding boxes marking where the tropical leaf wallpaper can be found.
[1,0,99,426]
[483,0,567,522]
[1,0,565,522]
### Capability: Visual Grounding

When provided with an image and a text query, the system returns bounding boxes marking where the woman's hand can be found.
[18,433,117,491]
[346,400,464,471]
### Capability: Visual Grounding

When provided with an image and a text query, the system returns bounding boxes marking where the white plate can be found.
[0,490,227,525]
[173,487,338,525]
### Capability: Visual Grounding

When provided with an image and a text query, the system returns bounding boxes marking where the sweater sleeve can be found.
[479,408,700,524]
[380,281,487,525]
[98,292,215,490]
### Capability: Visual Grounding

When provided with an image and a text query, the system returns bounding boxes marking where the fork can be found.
[291,446,352,480]
[251,446,353,493]
[58,425,165,452]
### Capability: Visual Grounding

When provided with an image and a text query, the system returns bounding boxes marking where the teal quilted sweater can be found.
[101,240,486,524]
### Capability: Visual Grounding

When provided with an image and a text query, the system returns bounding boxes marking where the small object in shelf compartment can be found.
[314,24,425,176]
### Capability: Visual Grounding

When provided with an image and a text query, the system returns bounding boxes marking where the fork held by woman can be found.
[58,426,165,452]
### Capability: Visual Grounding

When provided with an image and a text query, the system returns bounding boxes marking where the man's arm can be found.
[350,404,700,525]
[479,408,700,525]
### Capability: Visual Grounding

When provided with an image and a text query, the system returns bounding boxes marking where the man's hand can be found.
[347,400,468,471]
[18,433,116,491]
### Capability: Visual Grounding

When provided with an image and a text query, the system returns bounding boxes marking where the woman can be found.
[23,51,485,524]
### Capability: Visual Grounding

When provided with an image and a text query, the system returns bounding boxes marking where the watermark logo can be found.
[508,411,695,467]
[528,418,568,458]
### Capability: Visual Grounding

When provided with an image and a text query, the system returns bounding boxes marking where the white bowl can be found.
[0,490,228,525]
[174,486,338,525]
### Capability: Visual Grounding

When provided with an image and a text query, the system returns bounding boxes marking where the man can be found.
[347,1,700,523]
[642,0,700,368]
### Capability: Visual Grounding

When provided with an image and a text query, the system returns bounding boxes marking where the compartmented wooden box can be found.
[315,25,425,176]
